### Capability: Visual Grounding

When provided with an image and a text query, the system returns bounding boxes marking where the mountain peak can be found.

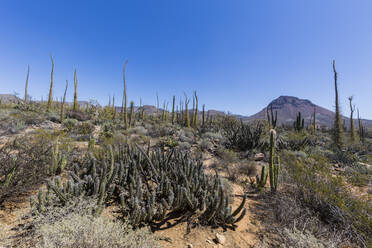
[247,95,334,127]
[269,96,314,109]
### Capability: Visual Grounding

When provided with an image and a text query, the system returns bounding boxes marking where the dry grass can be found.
[35,213,158,248]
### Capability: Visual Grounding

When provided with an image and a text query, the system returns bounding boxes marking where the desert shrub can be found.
[6,119,26,134]
[202,131,223,141]
[63,118,78,131]
[178,128,195,144]
[75,121,95,136]
[46,111,60,123]
[157,136,178,149]
[343,166,371,187]
[147,123,176,138]
[328,149,359,167]
[0,133,53,202]
[100,122,115,139]
[226,164,240,182]
[277,228,338,248]
[0,223,8,245]
[127,126,148,136]
[238,160,257,177]
[280,151,372,246]
[177,141,191,151]
[66,110,90,121]
[277,132,313,151]
[198,138,212,151]
[222,119,264,152]
[216,146,238,164]
[35,213,157,248]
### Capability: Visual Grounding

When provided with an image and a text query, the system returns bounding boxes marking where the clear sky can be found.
[1,1,372,118]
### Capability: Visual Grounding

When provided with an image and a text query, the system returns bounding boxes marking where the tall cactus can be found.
[193,91,198,128]
[122,60,129,129]
[113,95,116,120]
[269,129,280,192]
[357,109,366,143]
[129,101,134,128]
[24,64,30,104]
[256,164,268,189]
[171,95,175,124]
[202,104,205,127]
[312,107,316,134]
[47,56,54,111]
[184,93,190,128]
[73,69,78,112]
[60,80,68,123]
[294,112,304,131]
[332,60,343,148]
[267,104,277,129]
[348,96,356,143]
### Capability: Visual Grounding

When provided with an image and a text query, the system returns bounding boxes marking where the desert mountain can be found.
[246,96,372,128]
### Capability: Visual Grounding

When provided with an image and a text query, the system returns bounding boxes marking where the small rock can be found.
[254,153,265,161]
[186,244,193,248]
[206,239,213,244]
[215,233,226,245]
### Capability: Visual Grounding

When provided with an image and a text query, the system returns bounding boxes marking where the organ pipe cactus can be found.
[269,129,280,192]
[294,112,304,131]
[266,104,277,129]
[256,164,268,189]
[129,101,134,128]
[172,96,175,124]
[31,143,247,229]
[184,93,190,128]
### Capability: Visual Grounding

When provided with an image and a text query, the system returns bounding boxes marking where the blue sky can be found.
[1,1,372,118]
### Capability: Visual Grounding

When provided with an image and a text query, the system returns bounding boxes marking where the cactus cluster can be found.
[294,112,304,131]
[266,104,277,129]
[255,164,268,189]
[32,143,247,228]
[49,139,69,175]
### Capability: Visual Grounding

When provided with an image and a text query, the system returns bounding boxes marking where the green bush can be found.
[63,118,78,131]
[280,151,372,247]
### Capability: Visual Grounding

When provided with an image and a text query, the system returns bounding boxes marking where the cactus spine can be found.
[73,69,78,112]
[269,129,279,192]
[47,56,54,111]
[24,64,30,104]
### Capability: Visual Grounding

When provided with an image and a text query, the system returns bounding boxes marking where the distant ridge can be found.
[1,93,371,128]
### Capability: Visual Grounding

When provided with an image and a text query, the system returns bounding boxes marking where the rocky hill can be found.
[246,96,372,128]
